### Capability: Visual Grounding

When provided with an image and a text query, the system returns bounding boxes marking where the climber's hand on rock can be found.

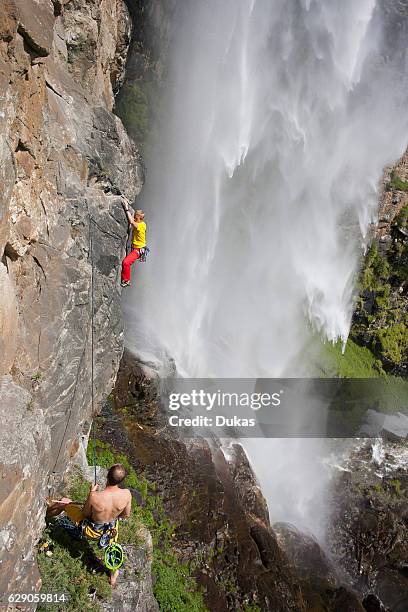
[45,497,71,506]
[59,497,72,505]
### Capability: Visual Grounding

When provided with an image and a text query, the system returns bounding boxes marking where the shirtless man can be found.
[47,464,132,586]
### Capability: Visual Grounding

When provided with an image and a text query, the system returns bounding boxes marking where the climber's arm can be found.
[122,197,136,226]
[118,491,132,519]
[81,483,99,518]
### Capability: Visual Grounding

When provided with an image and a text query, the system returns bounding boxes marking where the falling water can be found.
[124,0,408,536]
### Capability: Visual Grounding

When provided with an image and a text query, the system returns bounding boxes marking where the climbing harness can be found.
[138,246,150,262]
[55,512,124,570]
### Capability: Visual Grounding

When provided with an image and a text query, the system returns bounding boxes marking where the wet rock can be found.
[328,440,408,611]
[274,523,337,590]
[363,593,388,612]
[274,522,365,612]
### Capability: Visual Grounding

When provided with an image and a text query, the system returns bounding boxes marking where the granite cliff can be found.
[0,0,143,595]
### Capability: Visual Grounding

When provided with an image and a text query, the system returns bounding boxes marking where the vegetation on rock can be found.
[86,438,207,611]
[38,435,207,612]
[385,170,408,192]
[115,82,151,144]
[38,471,113,611]
[351,207,408,372]
[320,337,384,378]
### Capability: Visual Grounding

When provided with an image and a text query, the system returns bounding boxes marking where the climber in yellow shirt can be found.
[121,200,147,287]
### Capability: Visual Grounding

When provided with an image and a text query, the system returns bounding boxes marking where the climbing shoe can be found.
[121,281,131,288]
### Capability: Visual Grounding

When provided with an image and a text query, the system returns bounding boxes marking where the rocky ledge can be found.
[328,440,408,612]
[0,0,143,595]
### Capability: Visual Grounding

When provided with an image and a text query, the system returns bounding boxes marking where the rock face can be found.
[0,0,143,595]
[328,441,408,612]
[274,523,365,612]
[115,0,179,143]
[102,526,158,612]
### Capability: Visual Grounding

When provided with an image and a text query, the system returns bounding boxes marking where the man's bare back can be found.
[85,486,131,524]
[46,463,132,588]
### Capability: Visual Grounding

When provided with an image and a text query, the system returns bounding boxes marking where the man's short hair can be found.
[107,463,126,486]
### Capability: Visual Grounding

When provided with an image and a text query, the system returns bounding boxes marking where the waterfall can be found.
[123,0,408,535]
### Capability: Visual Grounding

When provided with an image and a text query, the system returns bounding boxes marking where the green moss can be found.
[86,438,115,470]
[152,550,207,612]
[320,338,383,378]
[376,322,408,365]
[115,82,151,144]
[385,170,408,192]
[389,479,402,496]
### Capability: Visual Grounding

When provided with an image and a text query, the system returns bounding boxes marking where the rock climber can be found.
[121,197,147,287]
[46,464,132,587]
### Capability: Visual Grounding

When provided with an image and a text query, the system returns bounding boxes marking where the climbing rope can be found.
[89,214,126,483]
[47,212,124,491]
[89,221,97,485]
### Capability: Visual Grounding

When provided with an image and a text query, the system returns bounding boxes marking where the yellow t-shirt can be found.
[132,221,146,248]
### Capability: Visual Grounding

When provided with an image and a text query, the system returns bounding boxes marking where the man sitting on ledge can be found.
[46,463,132,587]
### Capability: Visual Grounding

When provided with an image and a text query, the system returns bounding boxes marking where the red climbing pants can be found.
[121,248,140,283]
